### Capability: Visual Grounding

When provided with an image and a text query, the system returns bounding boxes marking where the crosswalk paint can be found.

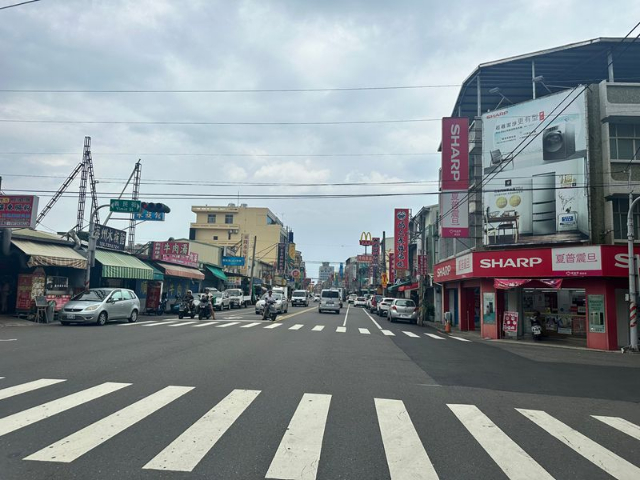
[241,322,261,328]
[264,323,282,329]
[336,326,346,333]
[216,322,240,328]
[381,330,395,336]
[289,324,304,330]
[266,393,332,480]
[592,415,640,441]
[359,328,370,335]
[312,325,324,332]
[25,386,194,463]
[402,331,419,338]
[448,404,552,480]
[143,389,260,472]
[120,321,158,326]
[0,379,66,401]
[192,321,219,328]
[517,408,640,480]
[450,336,471,342]
[144,321,179,327]
[374,398,438,480]
[0,382,130,437]
[168,321,197,327]
[425,333,445,340]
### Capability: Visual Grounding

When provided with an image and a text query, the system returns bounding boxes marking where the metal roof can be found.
[452,37,640,120]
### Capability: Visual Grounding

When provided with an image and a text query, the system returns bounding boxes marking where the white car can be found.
[255,293,288,315]
[377,297,395,317]
[353,296,366,307]
[348,294,357,304]
[291,290,309,307]
[388,299,418,323]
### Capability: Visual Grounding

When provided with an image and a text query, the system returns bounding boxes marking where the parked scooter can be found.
[530,311,542,341]
[156,297,167,316]
[198,294,213,320]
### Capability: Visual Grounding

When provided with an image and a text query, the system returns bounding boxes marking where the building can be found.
[318,262,334,283]
[189,204,288,265]
[432,37,640,350]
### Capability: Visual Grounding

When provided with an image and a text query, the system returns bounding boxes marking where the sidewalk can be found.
[422,320,482,340]
[0,314,43,327]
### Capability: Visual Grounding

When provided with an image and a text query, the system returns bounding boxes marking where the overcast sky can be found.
[1,0,638,279]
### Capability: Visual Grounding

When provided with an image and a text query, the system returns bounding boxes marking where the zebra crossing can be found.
[119,320,472,341]
[1,376,639,478]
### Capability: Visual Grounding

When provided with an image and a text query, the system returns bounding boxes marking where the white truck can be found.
[273,286,289,299]
[226,288,251,308]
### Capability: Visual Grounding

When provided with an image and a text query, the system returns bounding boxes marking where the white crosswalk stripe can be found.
[264,323,282,329]
[216,322,240,328]
[592,415,640,441]
[266,393,332,480]
[168,321,197,327]
[0,382,130,437]
[143,321,179,327]
[312,325,324,331]
[144,389,260,472]
[359,328,370,335]
[25,386,193,463]
[289,324,304,330]
[449,404,552,479]
[425,333,445,340]
[336,326,346,333]
[192,321,219,328]
[403,331,419,338]
[241,322,261,328]
[0,379,66,401]
[450,336,471,342]
[375,398,438,480]
[381,330,395,336]
[120,320,158,326]
[518,408,640,480]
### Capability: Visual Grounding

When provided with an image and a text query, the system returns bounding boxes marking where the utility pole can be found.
[249,235,257,303]
[626,184,640,351]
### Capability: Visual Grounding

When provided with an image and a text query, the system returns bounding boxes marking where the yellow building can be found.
[189,204,288,265]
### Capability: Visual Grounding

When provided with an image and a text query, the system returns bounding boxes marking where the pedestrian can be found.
[208,293,216,320]
[1,280,10,314]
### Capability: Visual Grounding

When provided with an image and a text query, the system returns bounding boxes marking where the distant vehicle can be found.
[291,290,309,307]
[338,287,345,301]
[255,292,288,315]
[348,294,357,304]
[313,294,320,302]
[388,299,418,323]
[60,288,140,326]
[319,289,340,314]
[273,286,289,300]
[226,288,251,308]
[210,291,231,311]
[377,297,395,317]
[354,296,366,307]
[369,295,383,313]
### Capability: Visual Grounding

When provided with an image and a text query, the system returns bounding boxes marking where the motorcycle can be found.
[198,297,213,320]
[263,300,278,321]
[530,315,542,341]
[156,297,167,316]
[178,298,196,319]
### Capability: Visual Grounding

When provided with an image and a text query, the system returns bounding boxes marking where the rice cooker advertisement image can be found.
[481,89,590,246]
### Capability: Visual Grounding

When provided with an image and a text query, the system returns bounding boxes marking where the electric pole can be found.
[249,235,257,303]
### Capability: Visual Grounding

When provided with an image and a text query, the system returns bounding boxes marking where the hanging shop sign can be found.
[503,311,519,333]
[359,232,373,246]
[94,224,127,251]
[151,241,198,268]
[440,117,469,238]
[357,254,373,263]
[394,209,409,271]
[277,243,286,272]
[388,253,395,284]
[222,256,245,266]
[0,195,39,228]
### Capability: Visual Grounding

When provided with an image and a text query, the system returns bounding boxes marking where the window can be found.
[111,290,123,302]
[189,228,196,240]
[225,214,234,224]
[613,197,640,239]
[266,215,277,225]
[122,290,134,300]
[213,235,218,240]
[207,214,216,223]
[609,123,640,161]
[321,290,339,298]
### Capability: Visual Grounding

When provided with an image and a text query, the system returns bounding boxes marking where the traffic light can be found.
[141,202,171,214]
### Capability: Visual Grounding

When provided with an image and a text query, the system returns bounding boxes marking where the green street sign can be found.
[110,199,141,213]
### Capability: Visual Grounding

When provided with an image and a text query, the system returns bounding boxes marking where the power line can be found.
[0,0,40,11]
[0,151,437,157]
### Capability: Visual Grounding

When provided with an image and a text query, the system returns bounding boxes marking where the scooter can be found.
[530,316,542,341]
[263,300,278,321]
[198,297,213,320]
[178,299,196,319]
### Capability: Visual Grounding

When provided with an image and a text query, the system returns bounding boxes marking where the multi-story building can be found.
[318,262,334,283]
[189,204,288,265]
[432,37,640,350]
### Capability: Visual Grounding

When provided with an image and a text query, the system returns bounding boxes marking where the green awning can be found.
[143,262,164,281]
[388,280,412,292]
[206,265,227,281]
[95,250,154,280]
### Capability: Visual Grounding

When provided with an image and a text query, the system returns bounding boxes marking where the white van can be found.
[291,290,309,307]
[319,289,341,314]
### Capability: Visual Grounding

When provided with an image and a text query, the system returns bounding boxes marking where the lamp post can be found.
[627,195,640,351]
[84,204,110,290]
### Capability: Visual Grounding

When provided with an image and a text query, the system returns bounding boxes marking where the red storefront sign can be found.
[441,117,469,191]
[16,274,33,310]
[388,253,395,284]
[503,311,518,332]
[357,254,373,263]
[394,209,409,270]
[146,283,162,311]
[151,242,198,268]
[0,195,39,228]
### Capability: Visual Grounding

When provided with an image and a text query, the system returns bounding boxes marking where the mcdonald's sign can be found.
[359,231,373,246]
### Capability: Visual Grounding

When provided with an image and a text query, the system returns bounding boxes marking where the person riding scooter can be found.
[198,293,212,320]
[262,289,277,321]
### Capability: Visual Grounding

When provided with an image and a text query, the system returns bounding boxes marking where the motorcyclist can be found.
[262,289,276,321]
[208,292,216,320]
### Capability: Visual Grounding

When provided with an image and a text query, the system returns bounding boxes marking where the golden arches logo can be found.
[359,232,373,246]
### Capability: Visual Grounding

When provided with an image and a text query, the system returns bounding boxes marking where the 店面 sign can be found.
[440,117,469,238]
[394,209,409,270]
[151,241,198,268]
[94,224,127,251]
[222,256,245,266]
[0,195,39,228]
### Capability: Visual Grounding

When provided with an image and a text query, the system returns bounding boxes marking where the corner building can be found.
[433,37,640,350]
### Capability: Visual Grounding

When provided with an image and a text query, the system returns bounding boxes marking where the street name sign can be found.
[110,199,141,213]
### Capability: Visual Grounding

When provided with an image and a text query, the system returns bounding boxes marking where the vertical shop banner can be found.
[242,234,250,270]
[503,311,519,332]
[394,209,409,271]
[288,242,296,266]
[440,117,469,238]
[372,237,380,282]
[481,90,589,246]
[388,253,395,284]
[417,254,428,277]
[16,274,33,310]
[146,283,162,311]
[277,243,286,272]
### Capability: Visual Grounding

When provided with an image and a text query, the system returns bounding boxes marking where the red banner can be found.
[16,274,33,310]
[441,117,469,190]
[146,283,162,311]
[494,279,531,289]
[394,209,409,271]
[388,253,395,284]
[151,242,198,267]
[357,254,373,263]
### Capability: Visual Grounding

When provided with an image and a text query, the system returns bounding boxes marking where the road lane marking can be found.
[276,306,316,322]
[289,324,304,330]
[266,393,331,480]
[192,321,220,328]
[450,336,471,342]
[0,382,130,437]
[517,409,640,480]
[425,333,445,340]
[343,304,350,327]
[143,321,179,327]
[0,339,17,341]
[264,323,282,329]
[359,328,370,335]
[25,386,193,463]
[592,416,640,441]
[241,322,261,328]
[336,326,346,333]
[144,389,260,472]
[312,325,324,332]
[375,398,438,480]
[119,320,158,326]
[0,379,66,401]
[403,331,420,338]
[381,330,395,336]
[364,310,383,329]
[449,404,552,480]
[216,322,240,328]
[168,321,197,327]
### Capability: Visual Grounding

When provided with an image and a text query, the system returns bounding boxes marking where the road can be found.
[1,302,640,479]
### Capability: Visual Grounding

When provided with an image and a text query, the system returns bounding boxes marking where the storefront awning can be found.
[206,265,228,281]
[156,262,205,280]
[12,239,87,269]
[143,262,164,281]
[399,282,419,292]
[95,250,154,280]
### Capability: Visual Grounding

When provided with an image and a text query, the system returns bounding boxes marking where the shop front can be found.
[203,264,227,291]
[433,246,635,350]
[154,262,204,309]
[93,249,154,293]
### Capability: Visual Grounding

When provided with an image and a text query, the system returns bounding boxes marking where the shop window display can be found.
[523,288,586,338]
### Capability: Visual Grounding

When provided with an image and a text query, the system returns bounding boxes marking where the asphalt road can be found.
[1,302,640,480]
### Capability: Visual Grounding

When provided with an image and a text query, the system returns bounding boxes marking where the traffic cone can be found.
[444,320,451,334]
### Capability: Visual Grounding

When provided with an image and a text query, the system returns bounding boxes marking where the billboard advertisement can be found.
[440,118,469,238]
[151,241,199,268]
[481,89,590,246]
[440,192,469,237]
[0,195,39,228]
[394,209,409,271]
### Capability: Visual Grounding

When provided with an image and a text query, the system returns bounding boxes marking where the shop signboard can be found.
[357,254,373,263]
[16,274,34,310]
[45,276,69,293]
[481,90,590,246]
[151,241,198,268]
[0,195,39,228]
[94,224,127,251]
[588,294,606,333]
[394,209,410,271]
[222,256,245,266]
[503,311,518,332]
[277,243,286,272]
[133,211,165,221]
[359,232,373,246]
[440,117,469,238]
[440,191,469,238]
[242,234,250,267]
[146,283,162,311]
[45,294,71,311]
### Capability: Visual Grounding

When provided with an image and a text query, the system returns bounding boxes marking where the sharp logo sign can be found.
[478,257,543,269]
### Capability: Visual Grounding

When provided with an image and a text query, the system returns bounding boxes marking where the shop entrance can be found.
[522,287,587,345]
[460,287,480,331]
[447,288,458,326]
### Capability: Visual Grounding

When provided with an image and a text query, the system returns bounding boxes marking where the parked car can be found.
[291,290,309,307]
[226,288,250,308]
[318,289,341,314]
[60,288,140,326]
[348,294,357,304]
[354,296,366,307]
[211,291,231,311]
[388,299,418,323]
[255,292,288,315]
[377,297,395,317]
[369,294,382,313]
[365,294,372,310]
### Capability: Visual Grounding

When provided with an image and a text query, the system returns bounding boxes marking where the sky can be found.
[1,0,639,280]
